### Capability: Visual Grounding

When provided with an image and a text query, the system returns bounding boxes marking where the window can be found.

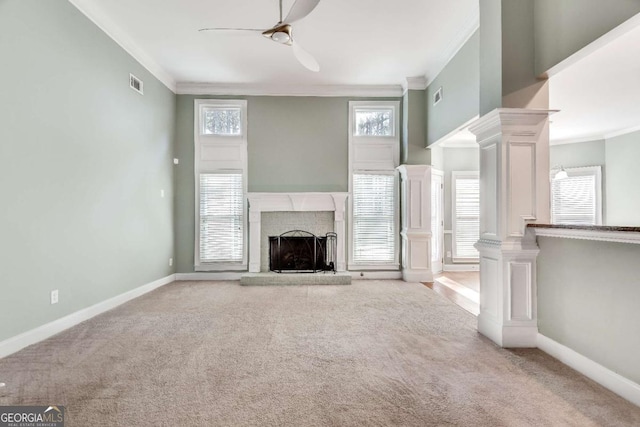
[194,99,247,270]
[452,172,479,261]
[348,101,400,270]
[551,166,602,225]
[352,174,396,263]
[354,107,394,137]
[201,106,242,135]
[199,173,244,262]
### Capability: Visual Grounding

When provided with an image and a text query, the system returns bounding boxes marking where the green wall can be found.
[426,30,480,145]
[501,0,537,98]
[174,95,401,273]
[479,0,502,115]
[0,0,176,342]
[537,237,640,385]
[550,140,606,169]
[403,90,429,164]
[605,130,640,226]
[534,0,640,75]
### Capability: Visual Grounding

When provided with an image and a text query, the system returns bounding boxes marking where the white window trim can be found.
[194,99,248,271]
[348,101,400,271]
[550,165,602,226]
[452,171,480,263]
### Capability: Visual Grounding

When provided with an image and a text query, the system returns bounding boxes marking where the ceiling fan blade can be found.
[283,0,321,24]
[292,41,320,72]
[198,27,264,32]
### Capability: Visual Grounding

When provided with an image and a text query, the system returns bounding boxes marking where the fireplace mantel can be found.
[247,192,348,273]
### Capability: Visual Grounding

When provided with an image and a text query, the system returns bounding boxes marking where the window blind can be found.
[551,173,598,225]
[453,175,479,260]
[199,173,244,263]
[352,174,395,263]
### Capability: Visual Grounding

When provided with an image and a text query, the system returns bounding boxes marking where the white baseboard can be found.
[0,274,175,359]
[349,271,403,280]
[444,264,480,272]
[175,272,243,281]
[176,271,404,281]
[402,270,434,283]
[537,333,640,407]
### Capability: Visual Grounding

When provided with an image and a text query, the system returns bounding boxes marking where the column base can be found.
[478,314,538,348]
[402,269,433,283]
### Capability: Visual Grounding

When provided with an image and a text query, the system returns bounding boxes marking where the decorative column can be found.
[397,165,433,282]
[468,108,556,348]
[248,208,262,273]
[331,194,348,272]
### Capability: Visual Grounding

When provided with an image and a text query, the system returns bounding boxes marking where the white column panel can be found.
[469,108,556,348]
[397,165,432,282]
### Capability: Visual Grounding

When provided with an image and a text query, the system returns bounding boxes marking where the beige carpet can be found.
[1,280,639,426]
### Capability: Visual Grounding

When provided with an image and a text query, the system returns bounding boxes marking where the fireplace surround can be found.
[247,193,348,273]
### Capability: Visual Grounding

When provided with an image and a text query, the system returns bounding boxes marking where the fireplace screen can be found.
[269,230,337,273]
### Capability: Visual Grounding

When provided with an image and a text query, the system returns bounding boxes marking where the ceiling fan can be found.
[199,0,321,72]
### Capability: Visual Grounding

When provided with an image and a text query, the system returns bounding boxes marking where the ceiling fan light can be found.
[272,31,290,43]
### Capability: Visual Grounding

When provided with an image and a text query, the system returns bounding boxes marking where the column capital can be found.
[468,108,558,142]
[396,164,431,180]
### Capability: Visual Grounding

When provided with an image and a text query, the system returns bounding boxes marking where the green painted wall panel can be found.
[537,236,640,385]
[535,0,640,75]
[479,0,502,116]
[605,130,640,226]
[174,95,400,273]
[403,90,429,164]
[0,0,176,342]
[426,30,480,145]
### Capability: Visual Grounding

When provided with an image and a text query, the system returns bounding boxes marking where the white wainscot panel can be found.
[409,240,430,270]
[409,180,423,229]
[481,142,498,238]
[480,256,499,319]
[200,142,245,169]
[509,261,532,321]
[508,142,536,237]
[353,143,396,170]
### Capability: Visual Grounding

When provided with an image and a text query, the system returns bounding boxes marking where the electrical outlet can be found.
[169,258,173,267]
[446,251,451,258]
[173,158,179,165]
[50,290,59,305]
[160,189,165,198]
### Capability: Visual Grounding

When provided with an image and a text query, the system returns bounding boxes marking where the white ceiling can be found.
[71,0,479,91]
[549,18,640,143]
[72,0,640,144]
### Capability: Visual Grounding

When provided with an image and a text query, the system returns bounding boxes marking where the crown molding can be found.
[426,9,480,86]
[402,76,428,93]
[550,134,606,146]
[68,0,176,93]
[175,82,404,97]
[550,123,640,145]
[605,124,640,140]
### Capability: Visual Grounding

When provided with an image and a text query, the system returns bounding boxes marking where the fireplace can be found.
[269,230,337,273]
[247,192,348,273]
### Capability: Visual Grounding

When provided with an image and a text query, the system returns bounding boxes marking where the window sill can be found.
[348,263,400,271]
[195,263,247,272]
[452,257,479,264]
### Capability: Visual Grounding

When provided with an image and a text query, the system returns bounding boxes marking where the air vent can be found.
[433,87,443,106]
[129,73,143,95]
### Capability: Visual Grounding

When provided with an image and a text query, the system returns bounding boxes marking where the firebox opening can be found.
[269,230,337,273]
